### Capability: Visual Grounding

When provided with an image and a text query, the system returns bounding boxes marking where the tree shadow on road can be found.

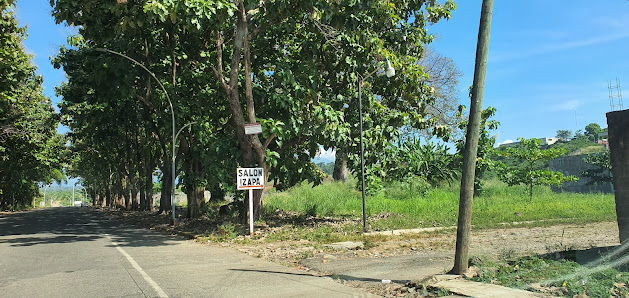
[0,207,178,248]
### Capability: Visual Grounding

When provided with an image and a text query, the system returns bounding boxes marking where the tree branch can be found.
[262,133,276,150]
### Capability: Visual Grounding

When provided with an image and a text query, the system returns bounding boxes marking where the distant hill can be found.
[548,136,606,155]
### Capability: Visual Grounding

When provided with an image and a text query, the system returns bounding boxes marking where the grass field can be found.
[263,178,616,231]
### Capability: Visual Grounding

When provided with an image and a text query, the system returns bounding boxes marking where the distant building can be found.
[539,137,559,146]
[598,131,609,149]
[498,137,559,148]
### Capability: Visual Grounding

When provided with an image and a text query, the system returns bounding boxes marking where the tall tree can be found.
[584,123,601,142]
[0,0,64,210]
[556,129,572,141]
[50,0,457,222]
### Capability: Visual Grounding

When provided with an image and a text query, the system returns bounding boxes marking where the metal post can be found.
[171,122,196,225]
[171,130,176,224]
[358,78,367,233]
[356,63,391,233]
[72,184,75,207]
[249,189,254,236]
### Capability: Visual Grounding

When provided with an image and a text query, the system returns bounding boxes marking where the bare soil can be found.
[98,207,620,297]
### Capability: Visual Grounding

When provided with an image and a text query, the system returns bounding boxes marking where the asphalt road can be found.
[0,208,371,297]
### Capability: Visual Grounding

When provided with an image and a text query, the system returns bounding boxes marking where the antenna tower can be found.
[608,78,623,111]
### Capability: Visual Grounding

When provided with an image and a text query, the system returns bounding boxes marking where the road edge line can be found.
[106,235,169,298]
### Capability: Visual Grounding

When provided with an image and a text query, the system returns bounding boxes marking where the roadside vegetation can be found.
[0,1,66,210]
[469,254,629,297]
[262,177,615,234]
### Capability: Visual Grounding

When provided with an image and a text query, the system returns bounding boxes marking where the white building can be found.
[539,137,559,146]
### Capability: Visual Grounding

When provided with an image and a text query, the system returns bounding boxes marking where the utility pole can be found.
[451,0,493,275]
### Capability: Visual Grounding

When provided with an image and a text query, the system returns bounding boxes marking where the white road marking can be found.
[106,235,169,298]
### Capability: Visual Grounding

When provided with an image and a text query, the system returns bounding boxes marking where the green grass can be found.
[471,256,629,297]
[263,178,616,231]
[263,180,364,218]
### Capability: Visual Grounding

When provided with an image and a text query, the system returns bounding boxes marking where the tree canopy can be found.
[0,0,65,210]
[48,0,457,218]
[497,138,577,201]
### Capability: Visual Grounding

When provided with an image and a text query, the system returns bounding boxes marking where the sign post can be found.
[237,167,264,236]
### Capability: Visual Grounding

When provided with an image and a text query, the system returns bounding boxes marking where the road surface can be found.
[0,208,371,297]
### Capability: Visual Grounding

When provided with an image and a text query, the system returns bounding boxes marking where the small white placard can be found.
[237,167,264,190]
[244,123,262,135]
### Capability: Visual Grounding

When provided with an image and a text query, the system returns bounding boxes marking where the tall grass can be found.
[262,180,363,217]
[263,178,616,230]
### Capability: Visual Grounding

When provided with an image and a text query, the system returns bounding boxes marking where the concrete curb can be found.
[430,275,552,298]
[364,226,455,236]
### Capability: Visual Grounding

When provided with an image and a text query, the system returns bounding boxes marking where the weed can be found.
[470,255,629,297]
[264,178,615,231]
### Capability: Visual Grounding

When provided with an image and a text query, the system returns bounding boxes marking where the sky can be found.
[13,0,629,162]
[428,0,629,146]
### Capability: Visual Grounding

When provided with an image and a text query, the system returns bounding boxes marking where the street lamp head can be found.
[385,59,395,78]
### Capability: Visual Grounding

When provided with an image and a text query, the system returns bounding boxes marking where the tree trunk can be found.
[98,188,105,207]
[184,155,205,218]
[208,180,224,202]
[130,172,138,210]
[451,0,493,275]
[145,158,154,211]
[186,186,205,218]
[212,1,269,223]
[122,176,131,210]
[159,161,172,214]
[333,148,349,182]
[105,185,112,207]
[139,177,146,211]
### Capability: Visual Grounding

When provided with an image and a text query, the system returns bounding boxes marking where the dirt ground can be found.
[100,208,621,297]
[229,221,620,267]
[227,221,620,296]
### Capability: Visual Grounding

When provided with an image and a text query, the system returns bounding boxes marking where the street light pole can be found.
[94,48,178,224]
[357,59,395,233]
[171,121,196,222]
[358,76,366,233]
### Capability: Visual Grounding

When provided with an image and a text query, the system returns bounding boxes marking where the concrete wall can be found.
[607,109,629,243]
[548,154,613,193]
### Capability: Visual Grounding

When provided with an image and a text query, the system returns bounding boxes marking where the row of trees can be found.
[0,0,65,210]
[556,122,604,142]
[50,0,458,218]
[367,105,579,201]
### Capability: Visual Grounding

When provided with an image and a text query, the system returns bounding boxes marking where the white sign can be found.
[237,167,264,190]
[244,123,262,135]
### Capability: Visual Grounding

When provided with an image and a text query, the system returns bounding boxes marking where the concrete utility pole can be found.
[451,0,493,275]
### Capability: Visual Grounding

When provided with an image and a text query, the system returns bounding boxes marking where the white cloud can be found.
[490,31,629,63]
[549,99,582,112]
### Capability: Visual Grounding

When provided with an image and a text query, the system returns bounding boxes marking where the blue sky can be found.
[14,0,629,158]
[15,1,73,134]
[429,0,629,145]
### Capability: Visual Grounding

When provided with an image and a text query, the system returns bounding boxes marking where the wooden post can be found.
[452,0,494,275]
